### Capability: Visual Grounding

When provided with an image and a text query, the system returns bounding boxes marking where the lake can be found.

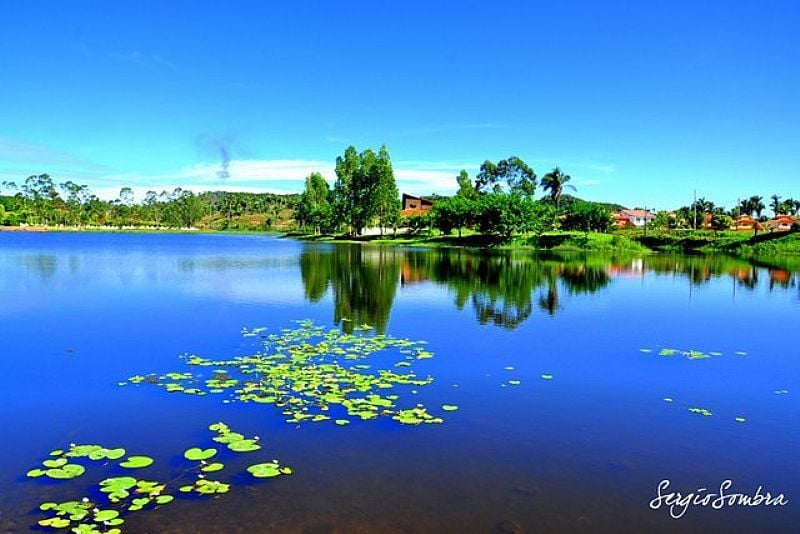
[0,232,797,533]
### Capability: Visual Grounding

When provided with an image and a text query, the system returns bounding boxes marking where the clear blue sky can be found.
[1,1,797,209]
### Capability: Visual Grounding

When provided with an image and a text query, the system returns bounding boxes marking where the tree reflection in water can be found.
[301,245,798,332]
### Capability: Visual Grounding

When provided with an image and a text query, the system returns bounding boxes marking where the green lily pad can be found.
[247,461,292,478]
[508,380,521,385]
[442,404,459,411]
[120,456,154,469]
[540,374,553,380]
[94,509,119,522]
[45,464,86,479]
[184,448,217,461]
[201,462,225,472]
[227,439,261,453]
[735,417,746,423]
[155,495,174,505]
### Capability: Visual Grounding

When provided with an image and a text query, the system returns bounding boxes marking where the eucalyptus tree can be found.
[475,156,536,196]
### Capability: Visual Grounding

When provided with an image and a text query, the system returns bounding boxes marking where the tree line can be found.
[296,147,616,240]
[0,175,296,229]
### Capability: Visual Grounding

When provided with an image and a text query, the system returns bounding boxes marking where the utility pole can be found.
[644,206,648,237]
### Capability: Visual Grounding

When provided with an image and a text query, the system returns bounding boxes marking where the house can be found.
[732,215,762,232]
[763,214,796,232]
[612,209,655,228]
[401,194,434,217]
[611,212,633,229]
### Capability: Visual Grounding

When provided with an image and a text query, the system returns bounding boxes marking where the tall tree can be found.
[456,170,476,199]
[770,194,783,217]
[374,145,400,235]
[749,195,765,219]
[540,167,576,226]
[475,156,536,196]
[297,172,333,234]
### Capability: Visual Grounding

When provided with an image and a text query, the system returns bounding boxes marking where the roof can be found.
[401,193,434,207]
[620,209,655,219]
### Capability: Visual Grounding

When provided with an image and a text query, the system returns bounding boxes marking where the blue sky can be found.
[1,1,797,209]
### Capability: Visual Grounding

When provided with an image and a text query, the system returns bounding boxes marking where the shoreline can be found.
[4,224,799,262]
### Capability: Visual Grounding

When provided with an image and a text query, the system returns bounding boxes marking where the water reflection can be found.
[300,246,400,333]
[301,246,799,331]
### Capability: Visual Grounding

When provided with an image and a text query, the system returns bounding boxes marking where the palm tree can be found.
[770,194,783,217]
[540,167,576,226]
[738,198,752,218]
[749,195,765,219]
[793,199,800,215]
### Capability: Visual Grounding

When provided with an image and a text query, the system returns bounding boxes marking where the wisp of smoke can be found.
[217,145,231,180]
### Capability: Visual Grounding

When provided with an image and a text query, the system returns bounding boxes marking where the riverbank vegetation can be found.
[2,146,797,258]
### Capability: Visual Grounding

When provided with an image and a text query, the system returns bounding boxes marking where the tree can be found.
[770,194,783,217]
[650,211,676,232]
[432,195,475,237]
[297,172,333,234]
[749,195,765,219]
[709,212,733,234]
[475,156,536,196]
[456,170,476,199]
[333,145,399,236]
[475,193,547,239]
[561,201,613,233]
[374,146,400,234]
[540,167,576,226]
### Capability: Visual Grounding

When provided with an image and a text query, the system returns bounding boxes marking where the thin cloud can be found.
[108,50,177,69]
[0,137,108,176]
[85,159,461,200]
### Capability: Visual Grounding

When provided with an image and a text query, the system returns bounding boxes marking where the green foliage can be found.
[710,212,733,233]
[475,193,549,239]
[432,195,476,236]
[475,156,536,196]
[333,145,400,235]
[561,201,613,233]
[540,167,576,224]
[296,172,333,233]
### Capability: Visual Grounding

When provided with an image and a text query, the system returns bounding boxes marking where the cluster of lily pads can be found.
[26,422,292,533]
[661,398,747,423]
[121,320,449,426]
[640,347,749,359]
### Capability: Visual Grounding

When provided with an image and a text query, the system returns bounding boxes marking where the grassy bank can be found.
[290,230,650,253]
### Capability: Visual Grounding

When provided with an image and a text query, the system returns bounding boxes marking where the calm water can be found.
[0,232,797,533]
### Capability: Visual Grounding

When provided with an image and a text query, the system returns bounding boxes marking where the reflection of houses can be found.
[400,260,429,286]
[606,259,647,278]
[611,209,655,228]
[401,194,434,217]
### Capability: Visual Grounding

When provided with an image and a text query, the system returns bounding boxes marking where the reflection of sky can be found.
[1,233,798,532]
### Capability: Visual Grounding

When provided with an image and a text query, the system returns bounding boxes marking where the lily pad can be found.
[45,464,86,479]
[247,461,292,478]
[441,404,459,411]
[227,439,261,453]
[120,456,154,469]
[184,448,217,461]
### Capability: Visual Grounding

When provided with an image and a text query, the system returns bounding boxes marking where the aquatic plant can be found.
[27,422,292,532]
[123,320,444,426]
